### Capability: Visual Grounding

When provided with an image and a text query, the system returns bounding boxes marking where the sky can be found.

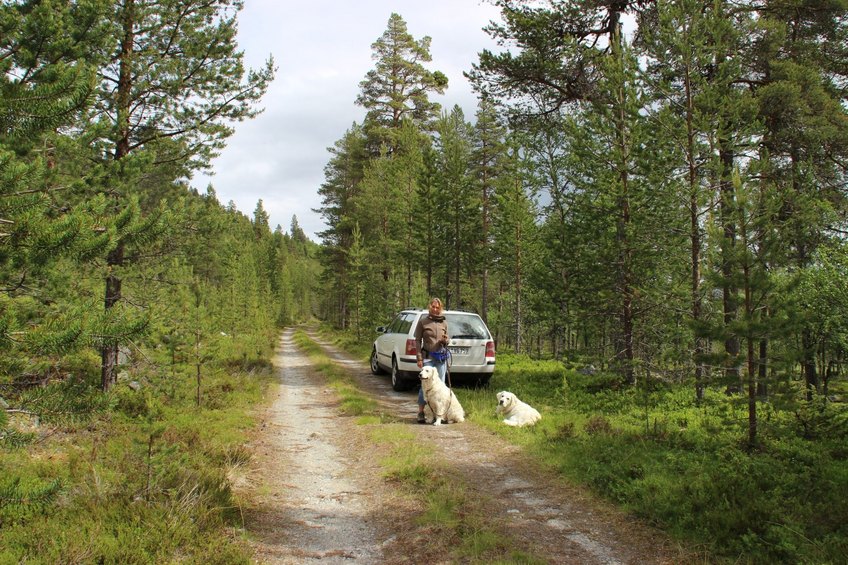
[192,0,504,241]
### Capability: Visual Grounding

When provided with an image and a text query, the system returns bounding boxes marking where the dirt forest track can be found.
[238,328,689,564]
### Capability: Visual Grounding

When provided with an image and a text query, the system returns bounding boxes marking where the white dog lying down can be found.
[419,366,465,425]
[496,391,542,427]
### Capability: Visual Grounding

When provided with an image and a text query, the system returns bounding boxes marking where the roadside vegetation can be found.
[298,330,548,564]
[1,4,318,562]
[445,352,848,564]
[313,4,848,563]
[321,325,848,564]
[0,337,276,564]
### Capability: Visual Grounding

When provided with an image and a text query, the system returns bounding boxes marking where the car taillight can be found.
[485,340,496,359]
[405,339,418,356]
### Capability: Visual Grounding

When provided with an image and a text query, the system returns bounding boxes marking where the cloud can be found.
[194,0,502,241]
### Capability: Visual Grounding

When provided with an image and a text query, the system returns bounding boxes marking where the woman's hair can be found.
[429,297,443,308]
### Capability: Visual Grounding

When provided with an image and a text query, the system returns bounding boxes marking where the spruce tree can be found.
[316,124,368,329]
[491,141,538,354]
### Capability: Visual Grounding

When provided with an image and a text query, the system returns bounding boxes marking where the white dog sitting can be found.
[496,391,541,427]
[419,366,465,425]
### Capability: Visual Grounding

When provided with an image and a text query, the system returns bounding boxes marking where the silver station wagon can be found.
[370,309,496,391]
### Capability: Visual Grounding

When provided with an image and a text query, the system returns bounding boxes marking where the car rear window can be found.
[399,313,415,334]
[446,313,489,339]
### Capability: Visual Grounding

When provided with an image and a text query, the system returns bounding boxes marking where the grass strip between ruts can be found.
[291,329,548,564]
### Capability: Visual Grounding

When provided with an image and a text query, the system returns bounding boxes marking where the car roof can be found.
[400,309,482,317]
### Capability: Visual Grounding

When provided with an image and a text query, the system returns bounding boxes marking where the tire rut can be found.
[243,329,385,564]
[243,328,686,564]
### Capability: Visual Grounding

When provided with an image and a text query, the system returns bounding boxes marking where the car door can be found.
[376,313,404,365]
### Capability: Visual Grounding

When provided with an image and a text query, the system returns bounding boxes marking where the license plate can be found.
[449,347,469,355]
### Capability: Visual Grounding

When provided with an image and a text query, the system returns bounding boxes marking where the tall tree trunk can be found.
[454,202,462,308]
[802,328,819,400]
[195,327,202,407]
[684,62,707,401]
[426,222,433,298]
[757,338,769,397]
[611,11,635,385]
[747,330,758,446]
[339,293,347,331]
[101,0,135,391]
[741,216,757,447]
[481,163,491,323]
[404,176,415,306]
[792,152,819,400]
[719,142,740,392]
[405,252,412,309]
[514,222,523,355]
[824,360,833,397]
[444,265,451,309]
[101,245,124,390]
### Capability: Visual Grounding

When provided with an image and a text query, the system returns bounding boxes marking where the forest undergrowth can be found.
[329,328,848,564]
[0,338,276,564]
[470,357,848,564]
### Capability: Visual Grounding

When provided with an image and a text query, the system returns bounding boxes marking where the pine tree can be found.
[433,106,477,310]
[639,0,737,399]
[356,12,448,151]
[471,97,508,323]
[316,124,368,329]
[414,145,441,298]
[353,121,425,321]
[706,2,758,391]
[753,0,848,399]
[491,142,538,354]
[345,222,368,339]
[0,0,111,380]
[320,13,448,329]
[90,0,274,390]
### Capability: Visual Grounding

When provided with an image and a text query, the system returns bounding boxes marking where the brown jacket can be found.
[414,314,449,359]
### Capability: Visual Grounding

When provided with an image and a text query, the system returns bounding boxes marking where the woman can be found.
[414,297,450,423]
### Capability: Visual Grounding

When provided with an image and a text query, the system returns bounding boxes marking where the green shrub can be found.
[584,414,614,436]
[490,353,567,403]
[566,369,624,393]
[0,347,267,563]
[113,385,157,419]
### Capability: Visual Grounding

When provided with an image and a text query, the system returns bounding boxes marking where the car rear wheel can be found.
[391,357,407,391]
[475,375,491,388]
[370,348,384,375]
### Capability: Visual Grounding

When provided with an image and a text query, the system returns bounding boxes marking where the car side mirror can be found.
[376,326,386,333]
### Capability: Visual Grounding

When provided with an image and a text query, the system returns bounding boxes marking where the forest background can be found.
[2,0,847,563]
